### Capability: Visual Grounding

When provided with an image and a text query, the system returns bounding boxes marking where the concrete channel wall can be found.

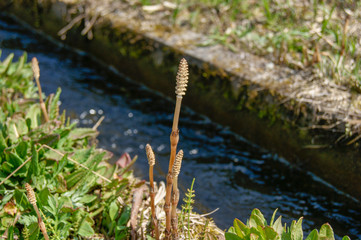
[2,0,361,201]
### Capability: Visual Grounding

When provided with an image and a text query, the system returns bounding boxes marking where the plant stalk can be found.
[25,183,49,240]
[171,176,179,239]
[165,129,179,239]
[165,58,188,239]
[149,165,160,239]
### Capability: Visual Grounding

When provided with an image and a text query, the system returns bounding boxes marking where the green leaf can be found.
[290,217,303,240]
[28,222,40,240]
[25,104,41,129]
[118,205,131,226]
[225,232,243,240]
[7,226,14,240]
[281,231,292,240]
[342,236,351,240]
[250,233,260,240]
[109,201,119,221]
[29,222,40,240]
[7,152,26,175]
[49,88,61,120]
[13,52,27,76]
[305,229,319,240]
[69,128,98,140]
[0,53,14,76]
[250,208,266,227]
[13,189,30,211]
[27,145,40,180]
[273,216,283,235]
[0,132,7,153]
[15,141,28,159]
[319,223,335,240]
[270,208,278,226]
[233,218,249,237]
[77,220,95,237]
[53,154,68,177]
[264,226,278,240]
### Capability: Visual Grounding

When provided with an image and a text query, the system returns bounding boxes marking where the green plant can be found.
[225,208,352,240]
[0,52,141,239]
[184,178,195,240]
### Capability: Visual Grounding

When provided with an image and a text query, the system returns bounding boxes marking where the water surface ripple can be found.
[1,14,360,239]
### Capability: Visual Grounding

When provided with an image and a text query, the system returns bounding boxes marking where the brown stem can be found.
[171,176,179,240]
[165,130,179,239]
[149,165,160,240]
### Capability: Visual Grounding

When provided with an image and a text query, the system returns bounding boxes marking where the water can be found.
[1,13,360,239]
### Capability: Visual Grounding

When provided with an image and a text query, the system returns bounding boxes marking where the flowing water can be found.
[1,13,360,239]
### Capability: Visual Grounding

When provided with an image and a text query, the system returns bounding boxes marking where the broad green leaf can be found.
[273,216,283,235]
[25,104,41,129]
[109,201,119,221]
[53,154,68,177]
[27,145,40,180]
[342,236,351,240]
[225,232,243,240]
[0,132,7,152]
[250,233,260,240]
[13,52,27,76]
[77,220,95,237]
[37,188,50,207]
[13,189,30,211]
[69,128,98,140]
[281,232,292,240]
[264,226,278,240]
[250,208,266,227]
[28,222,40,240]
[319,223,335,240]
[290,217,303,240]
[233,218,249,237]
[118,205,131,226]
[305,229,319,240]
[72,148,93,164]
[249,214,265,228]
[79,194,97,204]
[228,226,236,234]
[15,141,28,159]
[0,53,14,76]
[7,152,26,175]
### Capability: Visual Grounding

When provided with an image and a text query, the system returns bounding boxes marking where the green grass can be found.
[137,0,361,91]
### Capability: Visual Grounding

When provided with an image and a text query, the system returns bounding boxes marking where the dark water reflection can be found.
[1,14,360,239]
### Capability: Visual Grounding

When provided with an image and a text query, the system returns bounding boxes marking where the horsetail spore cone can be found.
[31,57,49,122]
[172,150,183,178]
[166,58,189,239]
[25,183,36,205]
[146,144,159,239]
[175,58,188,97]
[146,144,155,166]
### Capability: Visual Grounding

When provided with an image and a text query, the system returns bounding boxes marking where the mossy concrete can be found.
[2,0,361,201]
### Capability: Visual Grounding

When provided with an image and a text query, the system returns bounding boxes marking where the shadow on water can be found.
[1,13,360,239]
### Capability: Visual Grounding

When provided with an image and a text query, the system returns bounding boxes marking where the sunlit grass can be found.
[137,0,361,91]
